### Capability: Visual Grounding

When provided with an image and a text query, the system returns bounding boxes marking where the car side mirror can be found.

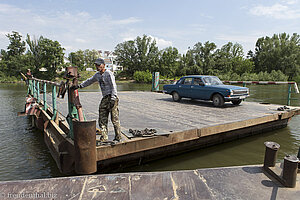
[199,82,205,86]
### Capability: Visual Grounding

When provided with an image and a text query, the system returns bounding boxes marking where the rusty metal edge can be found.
[96,110,297,161]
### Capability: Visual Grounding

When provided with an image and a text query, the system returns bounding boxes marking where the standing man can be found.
[76,58,121,142]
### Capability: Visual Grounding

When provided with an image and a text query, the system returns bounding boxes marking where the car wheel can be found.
[212,94,224,107]
[172,92,181,102]
[231,99,242,105]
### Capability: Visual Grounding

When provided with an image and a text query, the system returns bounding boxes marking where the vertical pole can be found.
[33,80,36,98]
[43,83,47,111]
[152,72,160,92]
[27,79,31,95]
[37,82,40,103]
[287,84,292,106]
[29,80,33,96]
[263,141,280,168]
[282,155,299,188]
[51,85,57,122]
[73,120,97,174]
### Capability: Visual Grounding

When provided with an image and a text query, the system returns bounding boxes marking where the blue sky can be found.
[0,0,300,56]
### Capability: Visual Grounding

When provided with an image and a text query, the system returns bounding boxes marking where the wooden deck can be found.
[0,164,299,200]
[39,91,300,173]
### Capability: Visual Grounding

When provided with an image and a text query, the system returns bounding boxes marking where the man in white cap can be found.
[76,58,121,142]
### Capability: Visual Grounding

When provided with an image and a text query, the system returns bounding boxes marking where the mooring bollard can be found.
[263,141,280,168]
[282,155,299,188]
[73,120,97,174]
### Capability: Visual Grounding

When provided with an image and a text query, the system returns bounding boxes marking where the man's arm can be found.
[79,72,99,88]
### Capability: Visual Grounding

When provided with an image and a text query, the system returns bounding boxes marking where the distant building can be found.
[99,50,123,74]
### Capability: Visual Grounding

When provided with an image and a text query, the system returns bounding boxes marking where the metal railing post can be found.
[51,85,57,122]
[287,84,292,106]
[28,79,33,96]
[33,80,36,98]
[43,83,47,111]
[37,81,40,103]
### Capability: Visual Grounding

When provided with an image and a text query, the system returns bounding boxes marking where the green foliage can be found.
[0,71,19,82]
[252,33,300,80]
[78,71,97,82]
[68,49,100,71]
[159,47,180,78]
[217,70,288,81]
[114,35,159,77]
[0,31,28,77]
[133,71,152,83]
[26,34,65,80]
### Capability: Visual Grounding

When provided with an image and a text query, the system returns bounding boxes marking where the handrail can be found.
[29,77,60,86]
[27,78,59,124]
[26,73,84,139]
[223,80,299,106]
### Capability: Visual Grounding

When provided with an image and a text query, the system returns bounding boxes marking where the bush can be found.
[230,73,241,81]
[241,72,259,81]
[133,71,152,83]
[269,70,288,81]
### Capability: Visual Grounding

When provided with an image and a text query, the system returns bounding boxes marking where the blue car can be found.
[163,75,249,107]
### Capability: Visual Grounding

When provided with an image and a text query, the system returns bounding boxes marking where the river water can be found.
[0,83,299,181]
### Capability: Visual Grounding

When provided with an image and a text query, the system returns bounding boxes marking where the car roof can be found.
[181,75,216,79]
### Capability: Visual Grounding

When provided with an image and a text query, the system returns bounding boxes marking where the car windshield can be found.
[202,76,223,85]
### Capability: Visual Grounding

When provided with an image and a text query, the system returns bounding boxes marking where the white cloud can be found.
[0,3,143,54]
[121,34,173,49]
[0,4,29,14]
[149,35,173,49]
[113,17,142,25]
[250,2,300,19]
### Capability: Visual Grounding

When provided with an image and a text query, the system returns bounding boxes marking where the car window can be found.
[177,79,184,84]
[193,78,203,85]
[203,77,223,85]
[183,78,193,85]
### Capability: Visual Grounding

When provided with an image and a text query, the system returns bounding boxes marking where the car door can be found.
[178,77,193,97]
[191,77,206,99]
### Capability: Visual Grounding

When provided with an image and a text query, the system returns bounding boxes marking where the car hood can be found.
[206,84,248,90]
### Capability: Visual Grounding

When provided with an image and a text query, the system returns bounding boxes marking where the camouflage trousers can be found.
[99,95,121,141]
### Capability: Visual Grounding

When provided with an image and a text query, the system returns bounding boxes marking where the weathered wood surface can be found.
[0,165,299,200]
[41,91,300,172]
[48,91,300,139]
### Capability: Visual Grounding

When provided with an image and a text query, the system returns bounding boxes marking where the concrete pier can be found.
[36,91,300,174]
[0,164,299,200]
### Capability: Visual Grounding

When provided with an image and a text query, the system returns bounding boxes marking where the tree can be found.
[114,35,159,77]
[68,50,85,70]
[159,47,180,77]
[84,49,99,69]
[190,41,216,75]
[0,31,27,76]
[253,33,300,80]
[6,31,26,57]
[215,42,253,75]
[26,35,65,80]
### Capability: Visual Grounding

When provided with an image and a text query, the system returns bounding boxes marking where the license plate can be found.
[239,96,246,99]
